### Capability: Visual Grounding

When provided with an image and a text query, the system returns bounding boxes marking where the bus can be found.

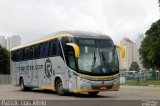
[11,31,125,96]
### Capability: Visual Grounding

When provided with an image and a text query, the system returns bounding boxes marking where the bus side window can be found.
[56,40,63,57]
[22,49,25,61]
[61,37,74,54]
[49,39,57,56]
[18,50,22,61]
[32,46,36,59]
[15,51,18,61]
[40,43,45,58]
[35,45,39,58]
[24,48,27,60]
[29,46,33,59]
[11,51,16,61]
[20,49,23,61]
[24,47,30,60]
[29,45,37,59]
[44,42,49,57]
[16,50,19,61]
[61,37,75,69]
[61,37,70,49]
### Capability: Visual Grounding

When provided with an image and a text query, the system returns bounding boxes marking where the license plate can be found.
[100,86,107,90]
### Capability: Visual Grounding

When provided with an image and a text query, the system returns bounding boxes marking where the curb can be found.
[154,85,160,87]
[122,84,160,88]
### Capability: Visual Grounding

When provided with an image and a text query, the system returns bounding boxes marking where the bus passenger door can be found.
[60,37,78,90]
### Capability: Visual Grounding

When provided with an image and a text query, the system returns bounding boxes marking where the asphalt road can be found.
[0,84,160,100]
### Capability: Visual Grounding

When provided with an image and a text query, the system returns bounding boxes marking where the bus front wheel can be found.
[88,92,99,96]
[55,79,65,96]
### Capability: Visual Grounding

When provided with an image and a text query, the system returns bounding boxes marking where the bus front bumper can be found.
[73,76,120,93]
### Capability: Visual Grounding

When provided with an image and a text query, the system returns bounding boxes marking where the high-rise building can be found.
[0,36,6,47]
[120,38,138,70]
[6,35,21,51]
[6,37,11,50]
[136,34,144,49]
[135,34,145,70]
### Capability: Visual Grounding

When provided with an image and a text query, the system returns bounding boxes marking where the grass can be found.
[124,80,160,86]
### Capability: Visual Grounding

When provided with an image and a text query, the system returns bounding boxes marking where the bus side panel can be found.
[51,56,69,89]
[67,68,79,92]
[37,58,50,88]
[11,56,69,90]
[37,56,69,90]
[15,60,36,88]
[32,59,39,87]
[11,61,19,86]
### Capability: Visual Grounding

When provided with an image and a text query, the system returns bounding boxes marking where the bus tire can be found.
[55,79,65,96]
[20,78,31,91]
[88,92,99,96]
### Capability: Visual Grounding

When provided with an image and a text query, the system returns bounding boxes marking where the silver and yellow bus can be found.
[11,31,125,96]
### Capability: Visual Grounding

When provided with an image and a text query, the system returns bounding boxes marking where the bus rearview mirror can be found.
[66,43,80,58]
[115,45,125,58]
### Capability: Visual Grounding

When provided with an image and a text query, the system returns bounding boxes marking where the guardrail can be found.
[0,74,10,84]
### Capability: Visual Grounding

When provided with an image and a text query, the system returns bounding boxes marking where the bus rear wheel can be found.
[55,79,65,96]
[88,92,99,96]
[20,78,31,91]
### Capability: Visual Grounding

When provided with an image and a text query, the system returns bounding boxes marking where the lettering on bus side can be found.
[18,65,44,71]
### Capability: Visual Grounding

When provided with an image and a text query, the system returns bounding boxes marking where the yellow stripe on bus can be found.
[40,86,55,91]
[72,88,119,93]
[12,33,73,51]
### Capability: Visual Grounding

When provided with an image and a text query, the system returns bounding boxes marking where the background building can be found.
[0,36,6,47]
[135,34,145,70]
[6,35,21,51]
[6,37,11,50]
[0,35,21,51]
[135,34,144,49]
[120,38,138,70]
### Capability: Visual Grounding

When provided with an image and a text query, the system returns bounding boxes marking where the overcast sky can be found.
[0,0,159,44]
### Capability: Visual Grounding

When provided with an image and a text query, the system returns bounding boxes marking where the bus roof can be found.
[11,31,112,51]
[64,31,111,39]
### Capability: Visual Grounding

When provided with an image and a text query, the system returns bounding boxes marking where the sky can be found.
[0,0,159,44]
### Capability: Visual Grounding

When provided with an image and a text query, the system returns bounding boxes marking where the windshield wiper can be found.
[101,52,112,71]
[91,50,96,71]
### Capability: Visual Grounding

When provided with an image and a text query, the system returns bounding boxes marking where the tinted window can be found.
[40,43,45,57]
[24,47,30,60]
[56,40,62,57]
[44,42,49,57]
[49,39,57,56]
[40,42,49,58]
[29,46,33,59]
[61,37,75,69]
[17,50,23,61]
[61,37,74,55]
[29,45,38,59]
[32,46,36,58]
[35,45,39,58]
[11,51,17,61]
[12,39,64,61]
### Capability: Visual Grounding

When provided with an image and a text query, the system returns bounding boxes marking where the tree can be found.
[0,45,10,74]
[139,19,160,69]
[129,61,140,72]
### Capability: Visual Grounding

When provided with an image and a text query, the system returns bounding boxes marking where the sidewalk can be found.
[0,84,19,92]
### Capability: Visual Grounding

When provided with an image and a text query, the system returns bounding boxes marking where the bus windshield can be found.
[76,39,119,76]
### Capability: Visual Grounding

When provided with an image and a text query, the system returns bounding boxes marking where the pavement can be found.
[0,84,160,100]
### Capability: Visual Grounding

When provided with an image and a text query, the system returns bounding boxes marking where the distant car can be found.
[122,71,136,80]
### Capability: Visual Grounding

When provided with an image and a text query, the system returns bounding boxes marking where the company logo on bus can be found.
[45,59,52,78]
